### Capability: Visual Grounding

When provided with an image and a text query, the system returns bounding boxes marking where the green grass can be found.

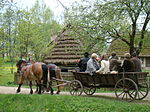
[0,62,16,86]
[0,94,149,112]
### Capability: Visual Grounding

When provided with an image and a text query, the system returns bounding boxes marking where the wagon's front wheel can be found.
[83,87,96,95]
[69,80,83,96]
[136,82,149,100]
[115,78,138,101]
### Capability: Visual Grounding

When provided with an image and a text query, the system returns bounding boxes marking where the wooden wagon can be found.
[70,72,149,101]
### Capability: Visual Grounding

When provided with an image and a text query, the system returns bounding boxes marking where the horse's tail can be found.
[42,64,48,88]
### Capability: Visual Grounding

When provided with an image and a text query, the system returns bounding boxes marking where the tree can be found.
[29,0,61,61]
[66,0,150,55]
[14,0,61,61]
[0,0,61,62]
[1,2,18,73]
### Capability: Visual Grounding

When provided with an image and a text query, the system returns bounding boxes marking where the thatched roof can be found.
[44,26,83,65]
[107,39,150,57]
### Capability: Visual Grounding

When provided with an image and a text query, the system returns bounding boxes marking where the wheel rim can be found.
[115,78,138,101]
[83,87,96,95]
[69,80,83,96]
[136,83,149,100]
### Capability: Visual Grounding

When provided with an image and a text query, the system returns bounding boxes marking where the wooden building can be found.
[44,26,83,73]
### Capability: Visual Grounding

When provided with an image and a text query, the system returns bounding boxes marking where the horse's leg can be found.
[16,76,24,93]
[42,64,48,93]
[16,83,22,93]
[37,80,42,94]
[56,81,60,94]
[29,81,33,94]
[48,80,54,95]
[34,80,39,93]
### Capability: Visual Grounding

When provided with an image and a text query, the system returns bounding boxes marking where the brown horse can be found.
[25,63,63,94]
[16,60,48,94]
[16,60,63,94]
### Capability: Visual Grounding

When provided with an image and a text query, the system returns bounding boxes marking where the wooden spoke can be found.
[83,87,96,95]
[115,78,138,101]
[69,80,83,96]
[136,83,148,100]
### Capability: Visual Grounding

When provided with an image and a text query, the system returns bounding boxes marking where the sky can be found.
[10,0,81,23]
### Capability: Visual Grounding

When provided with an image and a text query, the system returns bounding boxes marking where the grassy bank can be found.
[0,94,149,112]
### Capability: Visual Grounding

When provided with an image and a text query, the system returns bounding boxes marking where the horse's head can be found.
[16,59,27,73]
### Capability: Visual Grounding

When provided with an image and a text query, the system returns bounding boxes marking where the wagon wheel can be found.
[115,78,138,101]
[127,82,149,100]
[136,82,149,100]
[69,80,83,96]
[83,87,96,95]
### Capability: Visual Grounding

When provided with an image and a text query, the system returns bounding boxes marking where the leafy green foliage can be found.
[0,0,61,61]
[66,0,150,55]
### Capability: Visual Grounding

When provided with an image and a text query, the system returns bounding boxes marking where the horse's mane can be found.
[16,60,26,67]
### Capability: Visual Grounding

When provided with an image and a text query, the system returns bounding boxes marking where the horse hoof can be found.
[56,91,60,94]
[46,89,50,92]
[51,92,54,95]
[16,89,20,93]
[30,91,33,94]
[56,92,60,94]
[38,92,41,94]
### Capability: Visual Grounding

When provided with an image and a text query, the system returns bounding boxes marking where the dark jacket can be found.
[78,57,90,72]
[121,59,135,72]
[109,59,122,72]
[131,57,142,72]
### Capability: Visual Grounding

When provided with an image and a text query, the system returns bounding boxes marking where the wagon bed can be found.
[70,71,149,101]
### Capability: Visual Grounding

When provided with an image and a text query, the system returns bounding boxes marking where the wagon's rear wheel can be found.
[69,80,83,96]
[136,82,149,100]
[83,87,96,95]
[115,78,138,101]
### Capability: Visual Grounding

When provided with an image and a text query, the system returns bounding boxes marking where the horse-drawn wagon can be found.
[69,71,149,101]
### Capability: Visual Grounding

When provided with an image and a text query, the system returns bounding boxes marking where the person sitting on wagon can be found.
[78,52,90,72]
[131,52,142,72]
[96,54,110,74]
[109,59,122,73]
[109,52,118,60]
[85,53,100,75]
[120,53,135,72]
[108,52,122,73]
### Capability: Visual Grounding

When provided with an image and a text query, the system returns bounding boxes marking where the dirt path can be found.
[0,86,149,102]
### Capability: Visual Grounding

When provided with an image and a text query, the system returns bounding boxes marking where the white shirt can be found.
[97,60,110,73]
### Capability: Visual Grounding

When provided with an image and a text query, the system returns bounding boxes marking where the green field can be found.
[0,94,149,112]
[0,62,16,86]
